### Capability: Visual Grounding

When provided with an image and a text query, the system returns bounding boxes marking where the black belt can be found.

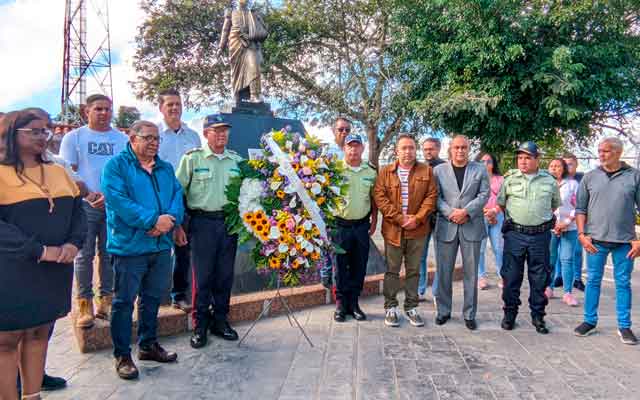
[189,209,225,219]
[335,215,370,228]
[503,217,555,235]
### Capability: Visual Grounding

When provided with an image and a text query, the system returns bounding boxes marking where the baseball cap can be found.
[516,141,540,157]
[345,133,363,145]
[203,114,231,129]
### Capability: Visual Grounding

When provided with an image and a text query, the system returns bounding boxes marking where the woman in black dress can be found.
[0,110,86,400]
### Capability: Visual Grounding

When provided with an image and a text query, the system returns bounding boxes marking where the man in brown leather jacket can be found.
[374,133,438,328]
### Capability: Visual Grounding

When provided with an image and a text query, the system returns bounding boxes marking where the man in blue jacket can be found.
[102,120,184,380]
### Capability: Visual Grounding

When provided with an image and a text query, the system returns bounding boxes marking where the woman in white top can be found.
[545,158,580,306]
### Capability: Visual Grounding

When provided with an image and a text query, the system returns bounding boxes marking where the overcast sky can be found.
[0,0,333,140]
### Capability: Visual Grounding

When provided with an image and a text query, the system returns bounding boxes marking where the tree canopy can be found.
[114,106,141,129]
[134,0,424,164]
[394,0,640,153]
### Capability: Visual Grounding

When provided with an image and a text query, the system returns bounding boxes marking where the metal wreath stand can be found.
[238,264,314,347]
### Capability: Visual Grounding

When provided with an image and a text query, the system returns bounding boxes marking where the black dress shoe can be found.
[573,279,586,292]
[501,316,515,331]
[115,355,139,380]
[210,320,239,341]
[172,299,192,313]
[532,317,549,334]
[435,314,450,326]
[138,342,178,363]
[334,309,346,322]
[464,319,477,330]
[190,329,208,349]
[42,373,67,391]
[351,305,367,321]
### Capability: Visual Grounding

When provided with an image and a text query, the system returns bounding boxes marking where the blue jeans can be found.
[111,250,172,357]
[478,213,504,278]
[418,231,435,296]
[549,230,577,293]
[584,243,634,329]
[74,202,112,298]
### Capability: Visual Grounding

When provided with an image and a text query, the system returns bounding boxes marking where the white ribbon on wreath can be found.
[264,133,328,242]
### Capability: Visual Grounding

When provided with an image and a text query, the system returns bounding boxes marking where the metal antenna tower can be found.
[61,0,113,124]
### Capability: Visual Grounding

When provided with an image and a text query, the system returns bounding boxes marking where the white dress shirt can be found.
[157,120,202,170]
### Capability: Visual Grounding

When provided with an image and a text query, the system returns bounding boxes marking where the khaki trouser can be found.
[383,235,427,311]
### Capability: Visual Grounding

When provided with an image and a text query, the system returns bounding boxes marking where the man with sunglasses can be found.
[102,120,184,379]
[322,117,352,289]
[60,94,128,329]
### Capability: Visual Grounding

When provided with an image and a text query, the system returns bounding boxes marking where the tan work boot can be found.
[76,298,95,329]
[95,295,112,320]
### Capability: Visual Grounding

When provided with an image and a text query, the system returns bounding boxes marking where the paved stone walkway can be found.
[44,265,640,400]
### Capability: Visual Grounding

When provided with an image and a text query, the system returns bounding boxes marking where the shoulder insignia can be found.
[185,148,202,155]
[367,162,377,171]
[503,169,518,178]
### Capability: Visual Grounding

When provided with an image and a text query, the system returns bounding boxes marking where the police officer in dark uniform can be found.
[175,115,242,348]
[494,142,560,334]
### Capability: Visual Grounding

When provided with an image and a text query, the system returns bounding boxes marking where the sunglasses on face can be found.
[336,127,351,133]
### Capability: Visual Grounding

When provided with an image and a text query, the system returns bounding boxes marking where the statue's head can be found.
[237,0,249,8]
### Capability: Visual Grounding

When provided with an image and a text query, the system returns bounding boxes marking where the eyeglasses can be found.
[135,134,161,143]
[17,128,52,138]
[336,127,351,133]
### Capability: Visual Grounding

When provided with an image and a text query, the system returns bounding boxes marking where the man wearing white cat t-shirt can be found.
[60,94,129,329]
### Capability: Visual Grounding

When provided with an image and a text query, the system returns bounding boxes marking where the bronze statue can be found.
[218,0,268,103]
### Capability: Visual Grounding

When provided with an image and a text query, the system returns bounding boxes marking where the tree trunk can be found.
[366,124,379,168]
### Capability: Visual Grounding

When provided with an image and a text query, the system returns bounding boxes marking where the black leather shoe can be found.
[138,342,177,363]
[351,304,367,321]
[190,329,208,349]
[115,355,139,380]
[42,374,67,391]
[464,319,477,330]
[553,276,563,288]
[501,315,515,331]
[573,280,586,292]
[210,320,239,341]
[435,314,450,326]
[532,317,549,334]
[334,309,346,322]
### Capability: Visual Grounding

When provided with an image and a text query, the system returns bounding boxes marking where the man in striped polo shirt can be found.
[374,133,438,328]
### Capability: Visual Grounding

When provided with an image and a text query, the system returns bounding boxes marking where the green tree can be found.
[394,0,640,154]
[133,0,424,165]
[114,106,141,129]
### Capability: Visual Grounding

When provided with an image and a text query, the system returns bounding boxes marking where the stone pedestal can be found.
[216,101,305,158]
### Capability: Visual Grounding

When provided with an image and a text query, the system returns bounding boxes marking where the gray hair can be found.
[600,137,624,152]
[129,120,158,135]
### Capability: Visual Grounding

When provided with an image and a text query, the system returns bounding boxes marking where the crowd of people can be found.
[0,90,639,399]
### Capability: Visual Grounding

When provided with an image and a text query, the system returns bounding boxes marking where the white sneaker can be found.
[384,307,400,327]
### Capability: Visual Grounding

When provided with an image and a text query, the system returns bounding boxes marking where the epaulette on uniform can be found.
[504,169,518,178]
[367,162,378,171]
[226,149,243,161]
[185,148,203,156]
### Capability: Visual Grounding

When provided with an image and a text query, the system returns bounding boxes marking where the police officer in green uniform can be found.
[175,115,242,348]
[493,142,560,334]
[333,134,378,322]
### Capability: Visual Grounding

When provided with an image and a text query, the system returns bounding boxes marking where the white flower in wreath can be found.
[278,243,289,253]
[303,220,313,231]
[310,182,322,195]
[238,179,264,214]
[268,226,280,240]
[329,186,341,195]
[316,174,326,184]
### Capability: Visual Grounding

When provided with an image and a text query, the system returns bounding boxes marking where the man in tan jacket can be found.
[374,133,438,327]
